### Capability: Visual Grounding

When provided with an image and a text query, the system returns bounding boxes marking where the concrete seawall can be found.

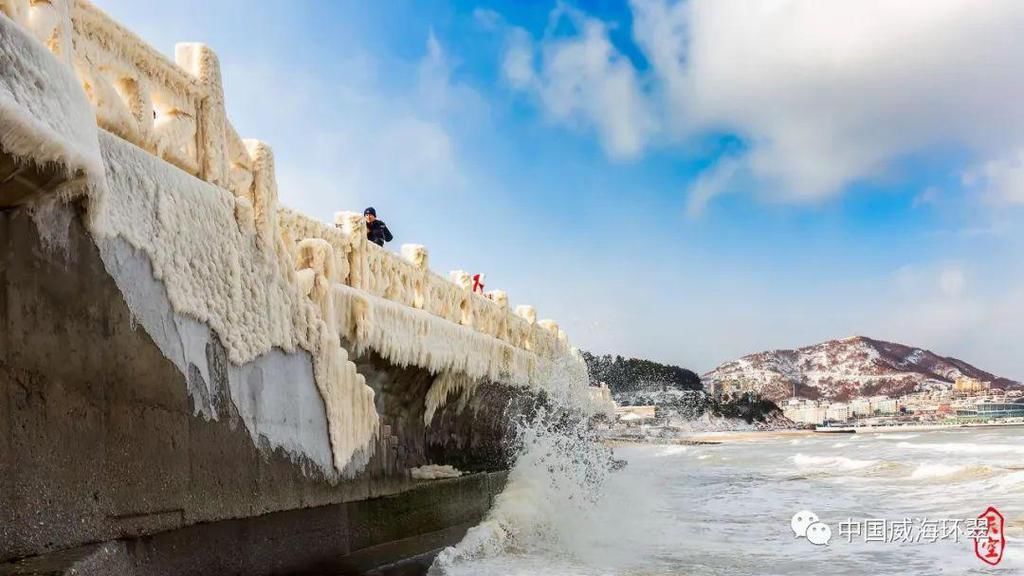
[0,205,535,574]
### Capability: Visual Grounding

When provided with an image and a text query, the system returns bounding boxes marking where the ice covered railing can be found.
[1,0,586,474]
[0,0,572,366]
[280,208,575,388]
[1,0,254,200]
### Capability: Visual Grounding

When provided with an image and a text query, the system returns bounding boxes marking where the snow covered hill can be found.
[702,336,1019,403]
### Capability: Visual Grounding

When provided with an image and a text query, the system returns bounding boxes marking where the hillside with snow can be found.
[703,336,1019,403]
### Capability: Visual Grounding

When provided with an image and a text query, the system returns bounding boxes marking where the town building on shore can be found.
[953,376,991,395]
[956,398,1024,420]
[783,399,828,425]
[870,396,899,415]
[850,397,872,417]
[783,395,902,425]
[826,402,850,423]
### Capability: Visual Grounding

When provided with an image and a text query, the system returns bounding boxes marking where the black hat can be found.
[364,207,376,217]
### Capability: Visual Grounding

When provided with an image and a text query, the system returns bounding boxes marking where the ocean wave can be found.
[989,470,1024,490]
[431,413,614,571]
[872,433,919,440]
[937,469,1024,505]
[908,463,992,481]
[652,445,689,457]
[792,453,879,472]
[897,441,1024,455]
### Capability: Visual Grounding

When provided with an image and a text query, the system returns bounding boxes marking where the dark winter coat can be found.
[367,220,393,247]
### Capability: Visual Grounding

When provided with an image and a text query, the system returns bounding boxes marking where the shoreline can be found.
[603,429,812,445]
[604,420,1024,445]
[814,420,1024,434]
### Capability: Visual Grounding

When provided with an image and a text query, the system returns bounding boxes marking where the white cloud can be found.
[501,27,536,90]
[870,262,1024,378]
[667,0,1024,204]
[912,186,941,208]
[500,7,655,160]
[418,29,488,119]
[472,8,502,31]
[962,149,1024,204]
[938,265,967,298]
[685,156,740,218]
[237,32,481,220]
[500,0,1024,208]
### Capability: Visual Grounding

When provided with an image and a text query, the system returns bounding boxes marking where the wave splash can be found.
[430,409,613,571]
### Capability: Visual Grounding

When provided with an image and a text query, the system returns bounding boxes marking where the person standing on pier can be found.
[364,207,394,247]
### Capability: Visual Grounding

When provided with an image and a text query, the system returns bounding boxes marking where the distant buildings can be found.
[871,396,898,415]
[953,376,991,395]
[783,400,828,425]
[956,398,1024,419]
[783,395,900,425]
[709,371,1020,427]
[781,384,1024,426]
[849,397,872,417]
[826,402,850,423]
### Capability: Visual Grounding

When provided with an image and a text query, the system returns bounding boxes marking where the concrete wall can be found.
[0,205,534,573]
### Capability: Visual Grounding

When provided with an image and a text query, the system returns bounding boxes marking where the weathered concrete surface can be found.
[0,543,133,576]
[0,204,530,573]
[0,472,506,576]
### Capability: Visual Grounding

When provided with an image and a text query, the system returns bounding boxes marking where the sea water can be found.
[432,427,1024,575]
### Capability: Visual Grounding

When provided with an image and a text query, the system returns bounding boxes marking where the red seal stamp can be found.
[975,506,1005,566]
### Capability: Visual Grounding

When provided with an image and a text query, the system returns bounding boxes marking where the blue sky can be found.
[95,0,1024,379]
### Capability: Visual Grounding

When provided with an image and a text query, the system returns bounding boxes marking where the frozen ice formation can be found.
[1,0,589,473]
[0,5,103,196]
[410,464,463,480]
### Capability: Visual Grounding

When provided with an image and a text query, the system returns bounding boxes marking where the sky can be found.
[94,0,1024,380]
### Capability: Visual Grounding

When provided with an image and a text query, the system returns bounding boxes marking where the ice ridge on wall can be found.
[96,131,378,473]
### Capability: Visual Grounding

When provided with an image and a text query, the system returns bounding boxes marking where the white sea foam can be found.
[792,453,878,472]
[898,441,1024,456]
[653,445,688,457]
[989,470,1024,490]
[909,463,991,480]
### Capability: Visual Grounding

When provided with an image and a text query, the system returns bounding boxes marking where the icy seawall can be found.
[0,2,600,574]
[0,205,516,574]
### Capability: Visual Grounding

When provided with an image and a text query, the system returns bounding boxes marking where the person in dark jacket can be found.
[364,207,393,247]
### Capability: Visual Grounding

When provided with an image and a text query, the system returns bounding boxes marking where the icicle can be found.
[424,372,481,426]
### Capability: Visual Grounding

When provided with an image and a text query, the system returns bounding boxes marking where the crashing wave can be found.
[430,408,613,571]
